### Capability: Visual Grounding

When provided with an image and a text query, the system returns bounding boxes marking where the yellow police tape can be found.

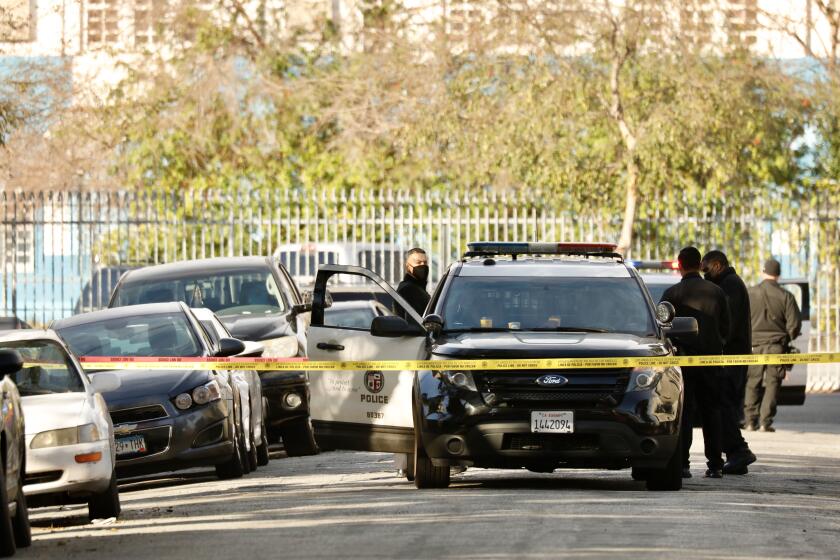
[77,352,840,372]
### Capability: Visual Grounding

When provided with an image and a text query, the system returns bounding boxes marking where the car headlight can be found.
[174,380,222,410]
[31,423,101,449]
[441,371,478,392]
[629,367,666,392]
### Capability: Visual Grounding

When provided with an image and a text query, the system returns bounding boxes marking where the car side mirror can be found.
[0,349,23,376]
[370,316,425,338]
[90,372,121,393]
[656,301,676,324]
[239,341,265,357]
[423,314,444,337]
[216,337,247,357]
[663,317,698,337]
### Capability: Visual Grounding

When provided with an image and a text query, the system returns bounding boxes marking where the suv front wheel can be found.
[281,418,320,457]
[645,432,683,491]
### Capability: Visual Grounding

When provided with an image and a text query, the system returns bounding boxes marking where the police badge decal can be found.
[364,371,384,394]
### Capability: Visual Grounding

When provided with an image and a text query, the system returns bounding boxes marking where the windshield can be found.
[58,312,202,358]
[113,268,286,317]
[441,276,655,336]
[0,340,84,396]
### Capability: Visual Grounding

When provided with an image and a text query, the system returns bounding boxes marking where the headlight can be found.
[192,380,222,405]
[174,392,193,410]
[283,392,303,409]
[442,371,478,392]
[629,367,666,392]
[31,423,101,449]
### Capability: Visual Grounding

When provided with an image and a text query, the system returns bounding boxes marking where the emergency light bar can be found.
[627,260,680,271]
[465,242,620,258]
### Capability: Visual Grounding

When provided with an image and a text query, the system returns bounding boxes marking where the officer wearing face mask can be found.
[396,248,431,318]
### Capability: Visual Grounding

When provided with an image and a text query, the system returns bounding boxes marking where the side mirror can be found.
[217,337,247,357]
[90,372,121,393]
[656,301,676,324]
[423,314,444,337]
[370,316,425,338]
[663,317,698,337]
[0,349,23,376]
[239,341,265,357]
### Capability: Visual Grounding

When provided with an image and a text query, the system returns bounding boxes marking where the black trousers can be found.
[682,366,724,470]
[718,366,749,457]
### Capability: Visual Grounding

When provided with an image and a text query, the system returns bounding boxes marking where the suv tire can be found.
[88,471,121,521]
[0,463,16,557]
[645,432,683,491]
[281,418,319,457]
[413,433,449,489]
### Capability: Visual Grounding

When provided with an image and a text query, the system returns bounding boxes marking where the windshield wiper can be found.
[442,327,515,333]
[526,327,613,333]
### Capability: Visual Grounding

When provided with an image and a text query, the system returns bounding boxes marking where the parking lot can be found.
[20,395,840,559]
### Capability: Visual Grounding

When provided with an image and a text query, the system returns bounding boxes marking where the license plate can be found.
[531,411,574,433]
[116,435,147,456]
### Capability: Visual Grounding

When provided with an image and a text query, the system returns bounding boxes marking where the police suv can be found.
[306,243,698,491]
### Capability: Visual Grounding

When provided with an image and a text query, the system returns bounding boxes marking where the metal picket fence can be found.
[1,188,839,357]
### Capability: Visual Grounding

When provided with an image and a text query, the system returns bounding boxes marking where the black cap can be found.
[763,258,781,277]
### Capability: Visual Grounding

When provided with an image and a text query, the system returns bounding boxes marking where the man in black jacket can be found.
[395,248,431,318]
[745,258,802,432]
[702,250,757,474]
[661,247,729,479]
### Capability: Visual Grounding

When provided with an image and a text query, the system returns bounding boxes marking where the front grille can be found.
[110,405,168,425]
[25,471,62,485]
[504,434,599,451]
[115,426,171,460]
[479,369,630,407]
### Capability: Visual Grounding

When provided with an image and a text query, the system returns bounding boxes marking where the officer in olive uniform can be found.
[745,258,802,432]
[396,248,431,318]
[661,247,729,479]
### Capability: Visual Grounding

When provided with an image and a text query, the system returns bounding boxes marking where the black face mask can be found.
[411,265,429,283]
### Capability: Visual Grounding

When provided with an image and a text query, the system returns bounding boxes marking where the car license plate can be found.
[531,411,574,433]
[116,435,147,456]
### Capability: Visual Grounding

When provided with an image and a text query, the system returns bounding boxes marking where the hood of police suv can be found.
[432,332,668,359]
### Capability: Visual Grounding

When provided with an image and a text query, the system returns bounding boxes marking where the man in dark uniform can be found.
[745,258,802,432]
[396,248,431,317]
[701,250,757,474]
[661,247,729,479]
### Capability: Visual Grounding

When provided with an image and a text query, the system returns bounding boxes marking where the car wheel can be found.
[413,431,449,489]
[404,454,415,482]
[88,471,121,521]
[215,419,245,480]
[239,425,252,475]
[247,434,258,472]
[256,423,270,467]
[281,418,319,457]
[0,462,16,557]
[646,432,683,492]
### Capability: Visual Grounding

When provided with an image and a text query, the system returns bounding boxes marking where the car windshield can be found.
[58,313,202,358]
[112,268,286,317]
[0,340,84,396]
[441,276,655,336]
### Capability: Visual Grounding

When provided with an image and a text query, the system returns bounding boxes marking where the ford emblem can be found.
[535,374,569,387]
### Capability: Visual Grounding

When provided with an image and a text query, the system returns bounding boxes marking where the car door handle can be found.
[316,342,345,351]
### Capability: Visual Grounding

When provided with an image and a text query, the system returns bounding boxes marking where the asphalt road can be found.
[20,394,840,559]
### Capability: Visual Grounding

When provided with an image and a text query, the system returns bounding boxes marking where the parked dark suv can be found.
[305,243,697,490]
[108,257,318,456]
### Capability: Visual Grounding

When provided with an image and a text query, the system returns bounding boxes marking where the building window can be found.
[87,0,121,47]
[134,0,168,46]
